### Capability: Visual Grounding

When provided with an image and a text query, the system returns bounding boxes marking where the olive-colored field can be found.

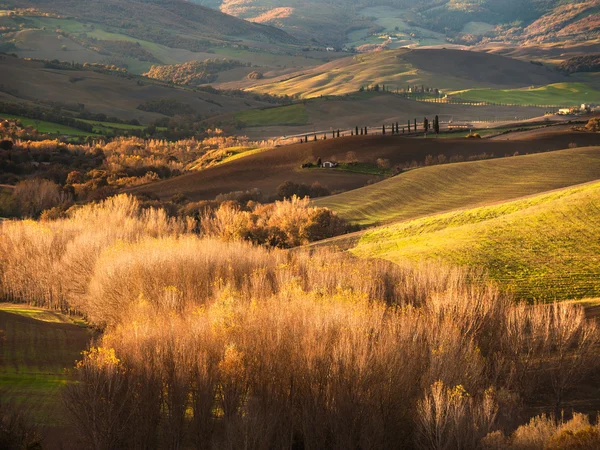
[315,146,600,226]
[351,181,600,301]
[0,304,91,446]
[128,130,600,201]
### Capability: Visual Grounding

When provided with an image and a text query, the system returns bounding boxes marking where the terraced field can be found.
[350,181,600,301]
[316,147,600,226]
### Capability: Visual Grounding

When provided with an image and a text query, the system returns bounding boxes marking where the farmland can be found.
[315,146,600,226]
[350,181,600,301]
[451,82,600,106]
[130,130,600,201]
[247,48,569,98]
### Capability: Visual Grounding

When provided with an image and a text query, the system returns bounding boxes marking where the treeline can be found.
[144,59,249,87]
[559,54,600,74]
[0,102,95,133]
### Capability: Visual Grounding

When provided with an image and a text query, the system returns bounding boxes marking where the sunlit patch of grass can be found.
[235,104,308,127]
[351,181,600,301]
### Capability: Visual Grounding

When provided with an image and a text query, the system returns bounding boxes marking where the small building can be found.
[322,161,338,168]
[326,47,335,52]
[558,108,572,115]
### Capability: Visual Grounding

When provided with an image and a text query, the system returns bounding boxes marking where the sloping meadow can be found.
[1,195,599,448]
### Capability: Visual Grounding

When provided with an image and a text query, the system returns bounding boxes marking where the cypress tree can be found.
[382,125,386,135]
[414,118,417,130]
[337,130,340,138]
[356,126,359,136]
[365,126,368,135]
[408,120,411,132]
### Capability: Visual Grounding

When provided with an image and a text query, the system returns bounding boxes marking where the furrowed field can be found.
[351,181,600,301]
[316,146,600,226]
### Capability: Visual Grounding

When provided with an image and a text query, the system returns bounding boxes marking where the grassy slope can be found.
[316,147,600,226]
[0,114,99,137]
[0,56,268,123]
[451,82,600,106]
[351,181,600,301]
[0,304,91,427]
[235,104,309,127]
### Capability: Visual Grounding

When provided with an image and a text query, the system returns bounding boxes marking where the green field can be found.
[1,114,99,137]
[315,147,600,226]
[235,103,308,127]
[351,181,600,301]
[0,304,91,426]
[451,82,600,106]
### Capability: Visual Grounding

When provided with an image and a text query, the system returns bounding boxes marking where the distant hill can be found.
[8,0,298,47]
[0,0,320,79]
[245,48,569,98]
[190,0,600,46]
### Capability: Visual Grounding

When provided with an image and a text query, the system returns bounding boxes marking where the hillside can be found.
[315,146,600,226]
[245,48,569,98]
[0,304,91,447]
[350,180,600,301]
[191,0,600,47]
[232,92,554,140]
[0,1,335,79]
[0,56,269,124]
[7,0,297,47]
[128,130,600,201]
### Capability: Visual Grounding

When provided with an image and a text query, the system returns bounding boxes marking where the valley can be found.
[1,1,600,448]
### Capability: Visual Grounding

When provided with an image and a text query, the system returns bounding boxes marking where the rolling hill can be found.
[315,146,600,226]
[0,0,336,79]
[350,180,600,301]
[191,0,600,47]
[0,55,269,124]
[128,130,600,201]
[243,48,570,99]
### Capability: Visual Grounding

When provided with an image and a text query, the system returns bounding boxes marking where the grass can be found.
[1,114,99,137]
[79,119,148,134]
[309,162,393,176]
[315,147,600,226]
[235,104,308,127]
[0,304,91,426]
[351,181,600,301]
[451,82,600,106]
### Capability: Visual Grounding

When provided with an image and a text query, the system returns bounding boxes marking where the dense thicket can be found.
[144,60,248,87]
[1,195,598,449]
